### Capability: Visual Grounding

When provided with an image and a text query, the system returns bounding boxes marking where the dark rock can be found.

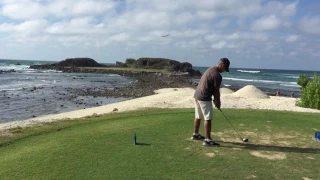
[180,62,192,72]
[28,58,202,99]
[55,58,103,67]
[0,69,15,73]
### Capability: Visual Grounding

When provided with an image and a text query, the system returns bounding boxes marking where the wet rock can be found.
[29,63,200,100]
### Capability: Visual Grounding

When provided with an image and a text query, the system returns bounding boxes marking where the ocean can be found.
[1,59,319,123]
[194,67,320,96]
[0,59,131,123]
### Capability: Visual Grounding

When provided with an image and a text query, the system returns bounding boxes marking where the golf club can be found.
[219,109,248,142]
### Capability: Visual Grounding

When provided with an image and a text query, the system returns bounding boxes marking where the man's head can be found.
[216,58,230,73]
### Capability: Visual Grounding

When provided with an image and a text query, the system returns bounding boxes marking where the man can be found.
[192,58,230,146]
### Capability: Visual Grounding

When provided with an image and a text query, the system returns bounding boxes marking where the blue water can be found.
[194,67,320,96]
[0,59,131,123]
[1,59,319,123]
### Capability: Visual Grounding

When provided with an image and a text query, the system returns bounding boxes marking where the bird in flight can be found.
[161,34,170,37]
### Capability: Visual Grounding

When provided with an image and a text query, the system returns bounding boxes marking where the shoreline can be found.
[0,67,198,123]
[27,65,297,98]
[0,66,304,128]
[1,87,320,133]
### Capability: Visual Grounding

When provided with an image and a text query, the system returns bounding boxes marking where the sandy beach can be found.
[1,86,320,132]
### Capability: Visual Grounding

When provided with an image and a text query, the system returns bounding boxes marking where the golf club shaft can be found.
[219,109,242,140]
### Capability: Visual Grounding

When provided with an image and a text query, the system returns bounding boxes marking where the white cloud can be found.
[215,19,230,28]
[189,0,261,17]
[0,0,117,20]
[174,12,195,25]
[289,51,297,56]
[299,16,320,35]
[211,41,238,49]
[1,1,46,20]
[108,11,172,31]
[196,11,216,19]
[109,33,130,42]
[285,35,299,42]
[17,19,48,34]
[70,1,115,15]
[0,0,319,70]
[312,52,320,57]
[0,19,47,34]
[265,1,298,17]
[211,41,228,49]
[251,15,282,31]
[226,32,269,41]
[171,29,208,38]
[204,32,269,43]
[300,42,307,47]
[176,39,204,49]
[45,17,107,35]
[204,34,220,42]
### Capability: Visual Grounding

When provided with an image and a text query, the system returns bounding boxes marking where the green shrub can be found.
[296,73,320,109]
[165,65,175,72]
[297,74,311,89]
[125,58,136,65]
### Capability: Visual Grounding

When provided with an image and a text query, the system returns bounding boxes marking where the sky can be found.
[0,0,319,70]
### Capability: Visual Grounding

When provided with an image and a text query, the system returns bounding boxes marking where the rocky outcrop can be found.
[30,58,104,70]
[53,58,103,67]
[117,57,201,76]
[179,62,192,72]
[75,72,199,98]
[30,57,202,77]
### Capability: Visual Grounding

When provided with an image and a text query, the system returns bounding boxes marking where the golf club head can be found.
[242,138,248,142]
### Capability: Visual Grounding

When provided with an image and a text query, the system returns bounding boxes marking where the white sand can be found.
[220,88,234,94]
[232,85,269,99]
[1,86,320,131]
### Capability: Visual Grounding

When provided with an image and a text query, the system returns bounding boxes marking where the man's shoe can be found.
[203,140,220,146]
[191,134,205,140]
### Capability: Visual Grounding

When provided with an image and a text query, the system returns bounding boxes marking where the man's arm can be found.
[213,86,221,109]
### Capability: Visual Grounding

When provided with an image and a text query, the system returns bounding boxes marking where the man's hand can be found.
[213,99,221,109]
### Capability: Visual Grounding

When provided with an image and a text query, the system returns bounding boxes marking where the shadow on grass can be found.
[135,142,151,146]
[218,141,320,154]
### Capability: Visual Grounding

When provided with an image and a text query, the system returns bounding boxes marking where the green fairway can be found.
[1,109,320,180]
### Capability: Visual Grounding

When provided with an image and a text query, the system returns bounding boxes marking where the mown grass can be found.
[80,67,168,73]
[1,109,320,180]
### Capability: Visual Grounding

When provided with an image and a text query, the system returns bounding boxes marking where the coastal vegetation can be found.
[1,108,319,179]
[296,73,320,109]
[116,57,201,74]
[30,57,202,75]
[81,67,168,73]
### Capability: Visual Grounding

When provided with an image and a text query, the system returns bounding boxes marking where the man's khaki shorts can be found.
[194,98,213,120]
